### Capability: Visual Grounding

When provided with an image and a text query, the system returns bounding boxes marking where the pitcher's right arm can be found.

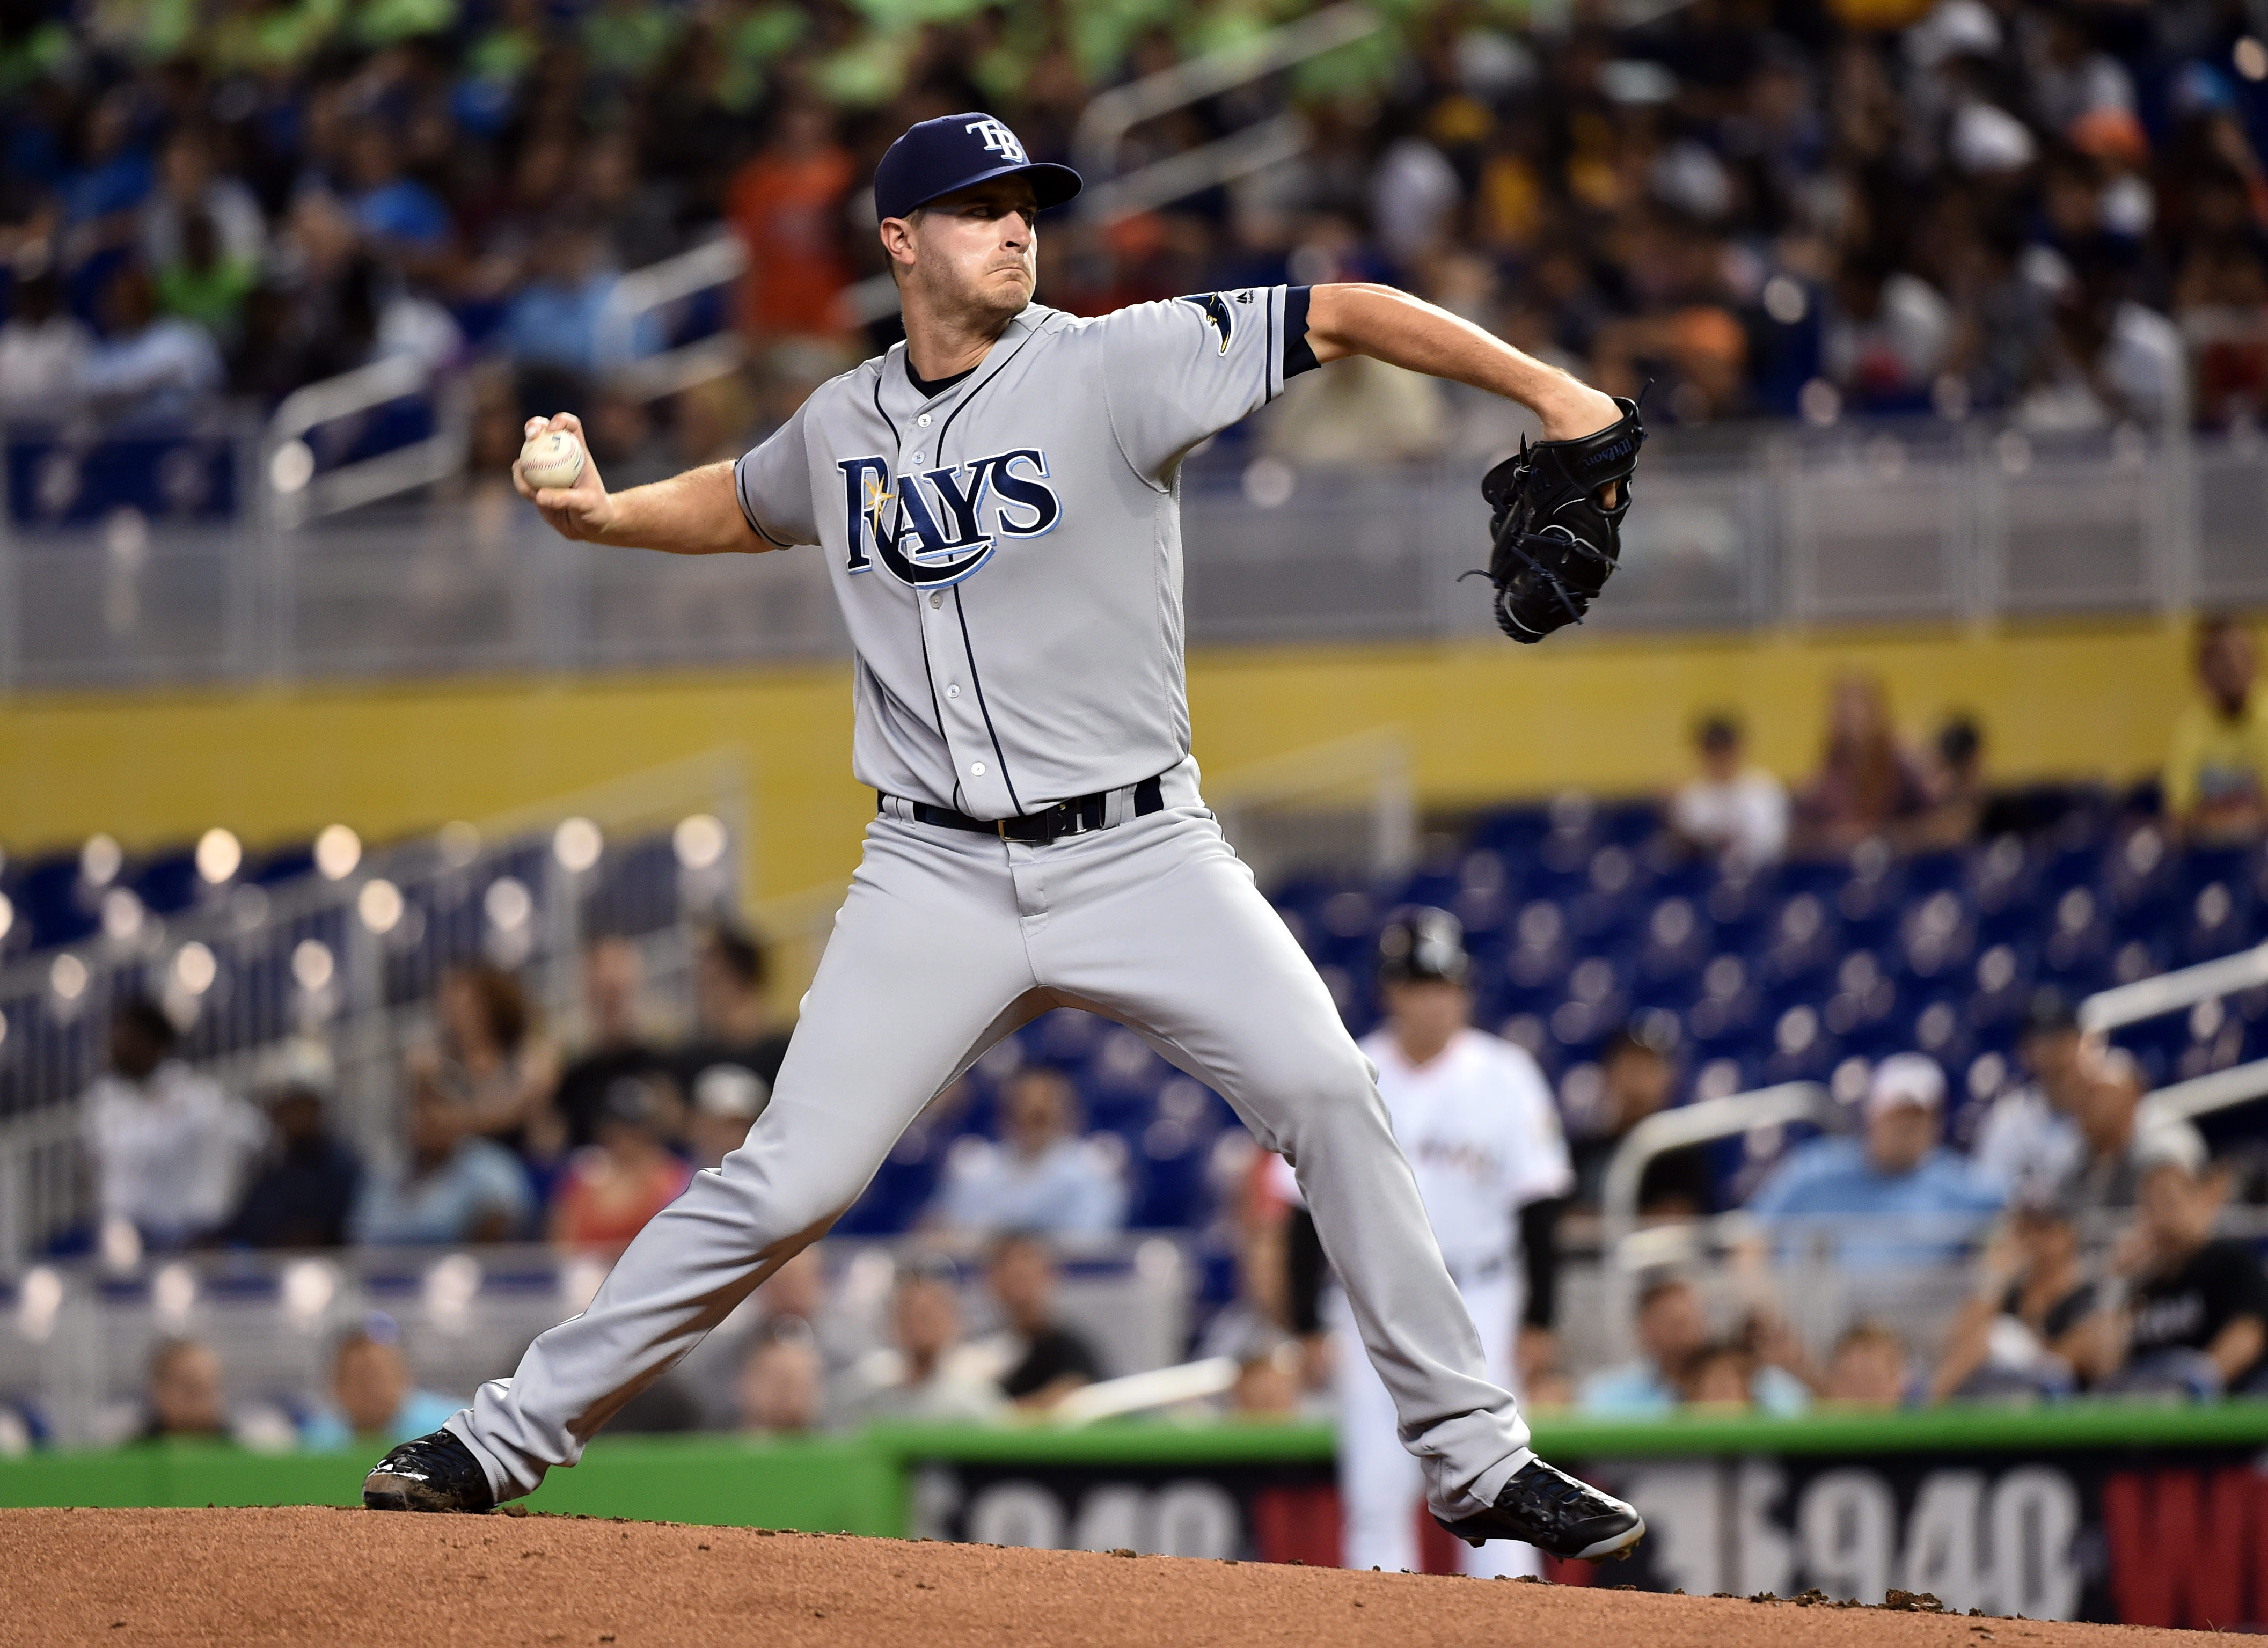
[515,413,769,555]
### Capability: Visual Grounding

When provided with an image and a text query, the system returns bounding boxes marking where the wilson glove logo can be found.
[836,451,1060,588]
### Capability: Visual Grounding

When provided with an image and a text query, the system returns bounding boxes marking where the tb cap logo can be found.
[964,118,1027,163]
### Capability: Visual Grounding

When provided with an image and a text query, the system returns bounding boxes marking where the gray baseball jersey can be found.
[448,288,1540,1532]
[734,289,1314,817]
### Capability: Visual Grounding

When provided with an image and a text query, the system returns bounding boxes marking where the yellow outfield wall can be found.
[0,616,2228,904]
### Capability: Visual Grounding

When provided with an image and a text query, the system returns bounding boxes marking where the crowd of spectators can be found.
[1,0,2264,462]
[32,610,2268,1451]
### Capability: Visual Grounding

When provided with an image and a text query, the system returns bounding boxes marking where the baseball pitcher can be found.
[363,111,1645,1562]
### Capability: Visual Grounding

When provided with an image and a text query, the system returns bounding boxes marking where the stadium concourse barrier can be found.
[5,1405,2268,1629]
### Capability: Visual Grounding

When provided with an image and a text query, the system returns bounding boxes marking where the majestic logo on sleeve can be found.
[964,118,1027,162]
[1177,292,1235,355]
[836,451,1060,587]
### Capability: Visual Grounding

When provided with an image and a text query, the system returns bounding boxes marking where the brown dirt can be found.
[0,1507,2207,1648]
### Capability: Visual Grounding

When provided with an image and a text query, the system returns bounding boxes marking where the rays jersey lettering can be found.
[836,450,1060,587]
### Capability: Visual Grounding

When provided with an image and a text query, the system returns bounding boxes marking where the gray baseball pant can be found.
[450,766,1532,1518]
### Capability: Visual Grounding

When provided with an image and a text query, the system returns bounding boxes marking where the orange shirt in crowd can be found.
[726,142,854,338]
[550,1151,693,1253]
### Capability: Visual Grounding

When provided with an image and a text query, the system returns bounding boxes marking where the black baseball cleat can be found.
[363,1428,496,1513]
[1434,1456,1645,1562]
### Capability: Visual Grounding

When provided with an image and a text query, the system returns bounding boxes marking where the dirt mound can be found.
[0,1507,2198,1647]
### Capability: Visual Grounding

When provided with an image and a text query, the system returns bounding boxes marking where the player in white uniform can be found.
[1318,910,1572,1576]
[360,111,1642,1563]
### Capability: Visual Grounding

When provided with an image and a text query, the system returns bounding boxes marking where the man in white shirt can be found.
[79,996,265,1248]
[1332,909,1573,1577]
[1669,714,1790,871]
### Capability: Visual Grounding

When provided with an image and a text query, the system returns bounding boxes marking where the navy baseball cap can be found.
[873,112,1081,223]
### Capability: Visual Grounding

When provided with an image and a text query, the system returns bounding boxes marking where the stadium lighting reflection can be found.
[173,941,218,995]
[195,827,242,884]
[0,889,13,942]
[14,1268,62,1342]
[672,814,728,870]
[357,878,405,934]
[315,824,362,880]
[79,833,122,888]
[291,939,335,993]
[100,888,144,941]
[553,817,603,874]
[49,953,87,1000]
[484,877,532,932]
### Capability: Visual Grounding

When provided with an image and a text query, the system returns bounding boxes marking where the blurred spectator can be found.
[551,937,674,1151]
[1578,1275,1808,1417]
[1794,673,1933,856]
[0,262,91,417]
[2017,252,2187,433]
[1929,1188,2095,1402]
[81,994,264,1250]
[153,209,257,345]
[218,1054,362,1249]
[1970,989,2091,1196]
[346,124,451,262]
[501,220,635,376]
[1567,1023,1712,1220]
[932,1066,1128,1237]
[676,926,792,1127]
[76,261,223,421]
[1668,713,1790,871]
[350,1087,534,1246]
[1745,1054,2003,1268]
[1231,1338,1305,1418]
[1911,714,1987,850]
[736,1317,826,1435]
[687,1064,767,1171]
[2165,617,2268,845]
[410,963,558,1155]
[2073,1130,2267,1398]
[548,1078,694,1254]
[844,1257,1004,1423]
[2060,1048,2210,1215]
[1260,351,1450,466]
[1821,255,1953,411]
[1819,1322,1910,1409]
[980,1233,1103,1410]
[137,1336,228,1441]
[300,1321,459,1449]
[1678,1341,1758,1410]
[138,128,266,277]
[725,99,854,340]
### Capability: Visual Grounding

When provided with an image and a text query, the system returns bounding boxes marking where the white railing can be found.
[265,353,469,528]
[0,752,747,1263]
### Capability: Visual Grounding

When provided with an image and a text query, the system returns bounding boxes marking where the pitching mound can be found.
[0,1506,2199,1647]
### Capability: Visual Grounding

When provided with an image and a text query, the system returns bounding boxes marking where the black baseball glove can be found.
[1476,397,1645,643]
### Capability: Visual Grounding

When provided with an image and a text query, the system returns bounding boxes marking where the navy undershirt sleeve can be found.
[1283,286,1320,380]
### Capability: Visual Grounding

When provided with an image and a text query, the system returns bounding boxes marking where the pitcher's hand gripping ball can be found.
[1477,396,1645,643]
[518,429,586,491]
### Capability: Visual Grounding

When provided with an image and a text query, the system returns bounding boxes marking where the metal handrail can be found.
[1069,3,1382,181]
[2080,940,2268,1032]
[1598,1081,1840,1257]
[2145,1056,2268,1125]
[595,233,748,382]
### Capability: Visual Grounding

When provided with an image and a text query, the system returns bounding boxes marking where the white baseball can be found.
[519,429,586,491]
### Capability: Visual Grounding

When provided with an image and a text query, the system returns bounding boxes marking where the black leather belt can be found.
[882,775,1166,844]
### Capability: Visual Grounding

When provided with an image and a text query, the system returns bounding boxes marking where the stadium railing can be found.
[0,753,745,1266]
[1591,940,2268,1364]
[3,421,2260,692]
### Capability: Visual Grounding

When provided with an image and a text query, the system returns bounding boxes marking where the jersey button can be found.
[929,592,943,610]
[970,761,985,776]
[917,413,932,427]
[946,684,960,698]
[913,452,926,465]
